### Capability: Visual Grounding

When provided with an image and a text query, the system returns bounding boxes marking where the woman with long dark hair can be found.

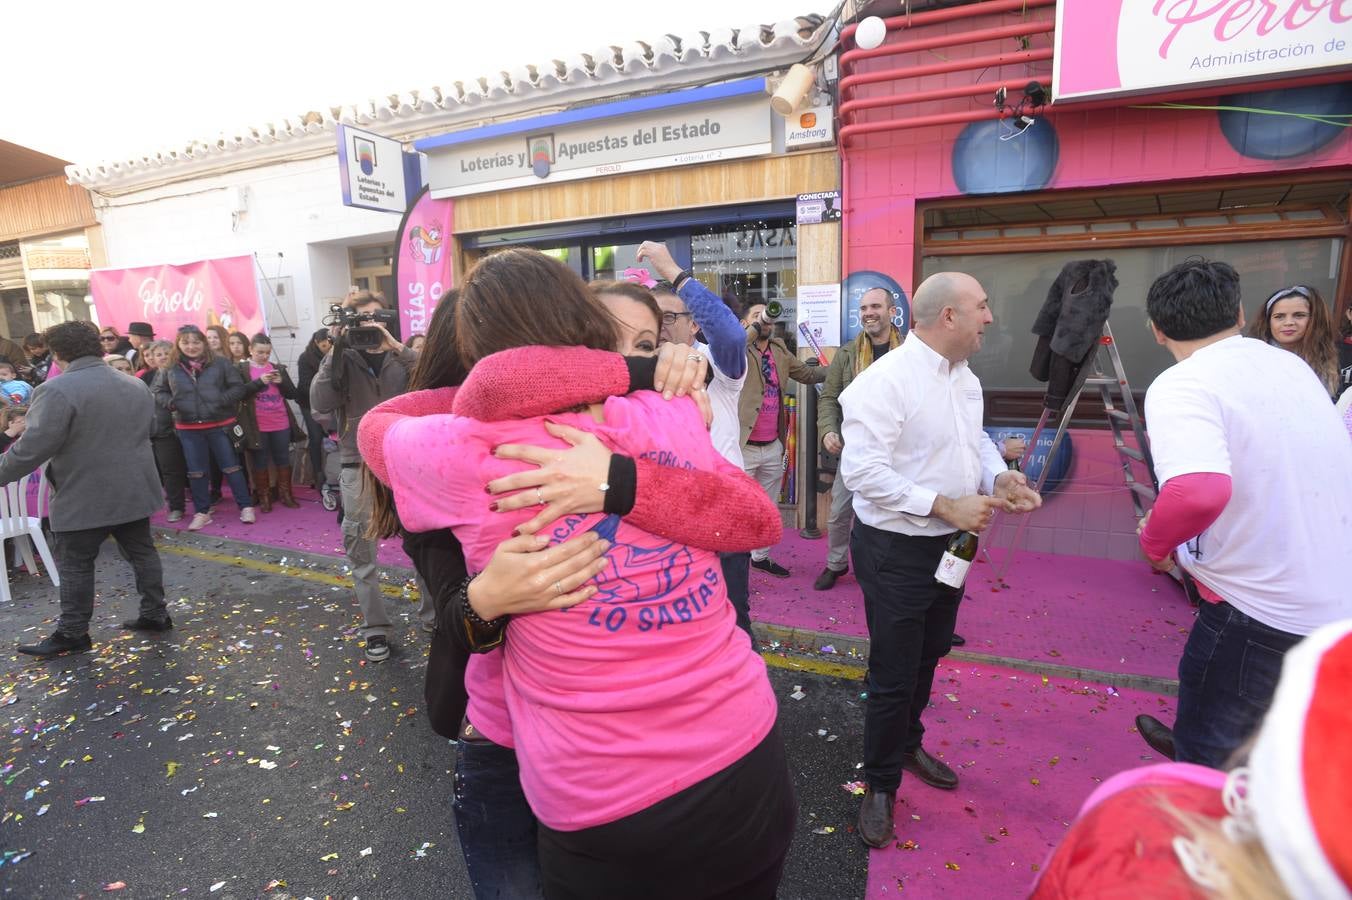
[297,328,334,490]
[364,249,793,899]
[153,325,261,530]
[1249,284,1340,396]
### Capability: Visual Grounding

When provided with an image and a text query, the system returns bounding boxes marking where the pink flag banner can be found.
[393,186,455,340]
[90,254,264,338]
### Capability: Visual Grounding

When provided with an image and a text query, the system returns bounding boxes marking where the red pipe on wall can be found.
[839,0,1058,45]
[840,76,1052,117]
[840,47,1055,93]
[840,20,1055,67]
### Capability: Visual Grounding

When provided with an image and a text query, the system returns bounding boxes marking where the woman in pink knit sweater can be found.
[372,249,794,899]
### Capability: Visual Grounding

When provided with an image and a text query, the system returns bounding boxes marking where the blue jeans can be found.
[453,735,543,900]
[177,427,252,514]
[1174,600,1301,768]
[251,428,291,469]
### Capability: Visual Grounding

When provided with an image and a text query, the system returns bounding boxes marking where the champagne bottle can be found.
[1007,456,1021,472]
[935,531,978,589]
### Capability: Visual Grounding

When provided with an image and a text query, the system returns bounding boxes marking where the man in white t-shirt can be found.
[1135,258,1352,768]
[637,241,755,635]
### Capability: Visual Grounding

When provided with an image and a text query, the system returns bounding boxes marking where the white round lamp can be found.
[855,16,887,50]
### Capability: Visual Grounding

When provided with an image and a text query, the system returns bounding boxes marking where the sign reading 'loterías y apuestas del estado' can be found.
[419,80,773,198]
[1053,0,1352,103]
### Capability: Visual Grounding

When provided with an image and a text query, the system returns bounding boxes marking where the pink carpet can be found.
[858,661,1177,898]
[747,534,1191,681]
[154,492,1191,682]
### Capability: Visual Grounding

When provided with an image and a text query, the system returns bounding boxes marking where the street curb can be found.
[155,529,1178,696]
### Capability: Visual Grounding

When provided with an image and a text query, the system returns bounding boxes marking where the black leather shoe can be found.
[1135,714,1177,760]
[857,787,895,848]
[750,558,790,578]
[122,616,173,632]
[901,747,958,790]
[950,632,967,647]
[813,565,848,591]
[17,631,92,658]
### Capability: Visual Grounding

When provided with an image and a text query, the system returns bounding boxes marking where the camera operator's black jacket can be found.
[309,344,418,465]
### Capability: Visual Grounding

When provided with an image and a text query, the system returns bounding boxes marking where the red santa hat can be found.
[1248,620,1352,899]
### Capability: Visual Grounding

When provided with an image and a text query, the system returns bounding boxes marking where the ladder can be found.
[985,321,1165,578]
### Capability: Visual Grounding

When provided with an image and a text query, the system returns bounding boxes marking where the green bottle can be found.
[935,531,978,589]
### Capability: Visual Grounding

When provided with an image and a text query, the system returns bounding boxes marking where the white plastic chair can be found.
[0,470,59,604]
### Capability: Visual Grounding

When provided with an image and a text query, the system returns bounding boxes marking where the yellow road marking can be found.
[159,542,413,599]
[162,540,866,679]
[761,651,865,680]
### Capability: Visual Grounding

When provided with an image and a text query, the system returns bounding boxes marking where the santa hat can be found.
[1248,620,1352,899]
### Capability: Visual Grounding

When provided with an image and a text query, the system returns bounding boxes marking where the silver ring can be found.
[553,581,563,596]
[536,487,545,506]
[687,353,702,362]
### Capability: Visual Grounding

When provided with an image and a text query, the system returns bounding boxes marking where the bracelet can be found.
[461,576,502,626]
[672,269,693,292]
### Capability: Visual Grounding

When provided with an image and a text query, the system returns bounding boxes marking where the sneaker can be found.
[166,510,184,523]
[187,512,212,531]
[122,615,173,632]
[751,558,791,578]
[364,635,390,662]
[240,507,256,524]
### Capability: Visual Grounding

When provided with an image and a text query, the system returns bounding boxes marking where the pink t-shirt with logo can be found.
[249,363,289,433]
[383,392,777,831]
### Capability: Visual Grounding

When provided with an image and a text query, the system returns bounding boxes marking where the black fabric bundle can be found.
[1029,260,1119,412]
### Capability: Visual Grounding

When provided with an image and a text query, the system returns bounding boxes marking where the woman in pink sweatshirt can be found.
[373,249,794,899]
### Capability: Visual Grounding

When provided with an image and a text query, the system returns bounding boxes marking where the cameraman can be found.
[310,290,419,663]
[740,299,825,580]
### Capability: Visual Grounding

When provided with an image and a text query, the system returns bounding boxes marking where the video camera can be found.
[324,303,399,351]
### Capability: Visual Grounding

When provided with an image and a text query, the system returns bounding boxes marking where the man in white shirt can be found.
[637,241,755,635]
[1133,258,1352,768]
[840,271,1041,848]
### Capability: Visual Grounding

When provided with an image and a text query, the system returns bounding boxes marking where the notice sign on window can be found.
[796,190,841,225]
[1054,1,1352,102]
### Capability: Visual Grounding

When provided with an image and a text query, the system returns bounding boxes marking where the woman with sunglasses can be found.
[1249,285,1340,397]
[98,327,132,357]
[153,325,262,530]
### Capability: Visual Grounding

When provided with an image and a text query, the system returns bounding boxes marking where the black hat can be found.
[128,322,155,338]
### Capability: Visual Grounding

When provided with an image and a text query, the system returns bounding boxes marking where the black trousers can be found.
[537,724,795,900]
[151,434,188,513]
[719,551,753,637]
[54,518,166,638]
[852,522,960,793]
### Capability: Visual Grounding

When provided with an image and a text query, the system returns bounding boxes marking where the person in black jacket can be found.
[152,325,263,531]
[295,328,332,490]
[140,340,187,522]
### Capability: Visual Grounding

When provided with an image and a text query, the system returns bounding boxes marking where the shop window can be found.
[691,219,797,344]
[22,233,93,332]
[922,236,1343,391]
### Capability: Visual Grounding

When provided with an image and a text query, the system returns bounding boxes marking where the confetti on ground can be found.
[359,846,373,857]
[841,781,867,796]
[102,882,127,892]
[210,882,225,892]
[789,685,806,701]
[811,826,836,835]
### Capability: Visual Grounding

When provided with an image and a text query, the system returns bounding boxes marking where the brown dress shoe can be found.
[857,787,895,848]
[901,747,959,790]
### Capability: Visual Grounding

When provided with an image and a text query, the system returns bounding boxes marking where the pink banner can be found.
[90,255,264,339]
[393,186,454,340]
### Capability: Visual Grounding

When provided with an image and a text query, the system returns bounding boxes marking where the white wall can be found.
[95,154,401,367]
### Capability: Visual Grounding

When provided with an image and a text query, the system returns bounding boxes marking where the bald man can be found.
[839,271,1041,848]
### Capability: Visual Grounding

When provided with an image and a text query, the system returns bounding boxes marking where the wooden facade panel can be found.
[0,176,96,242]
[797,221,840,284]
[454,151,838,234]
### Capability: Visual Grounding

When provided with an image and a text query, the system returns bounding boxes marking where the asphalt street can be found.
[0,534,869,899]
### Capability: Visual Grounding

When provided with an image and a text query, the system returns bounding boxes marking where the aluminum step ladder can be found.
[985,321,1172,581]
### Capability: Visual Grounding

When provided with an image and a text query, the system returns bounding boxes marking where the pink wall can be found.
[841,4,1352,290]
[839,4,1352,560]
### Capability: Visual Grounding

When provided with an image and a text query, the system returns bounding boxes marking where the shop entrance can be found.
[465,203,801,348]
